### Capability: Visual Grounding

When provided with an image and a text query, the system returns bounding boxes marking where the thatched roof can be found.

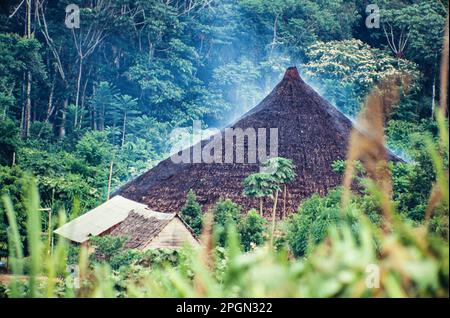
[107,211,174,249]
[107,209,199,250]
[116,67,401,215]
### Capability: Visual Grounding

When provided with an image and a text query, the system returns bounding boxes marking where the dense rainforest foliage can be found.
[0,0,448,298]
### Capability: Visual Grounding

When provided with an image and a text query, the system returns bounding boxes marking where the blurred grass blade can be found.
[2,195,24,267]
[25,180,42,297]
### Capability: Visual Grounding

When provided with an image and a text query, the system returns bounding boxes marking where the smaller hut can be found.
[107,209,199,250]
[54,196,199,250]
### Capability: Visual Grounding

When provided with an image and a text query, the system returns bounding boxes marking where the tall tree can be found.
[243,172,277,216]
[35,0,73,138]
[304,39,420,116]
[180,190,203,235]
[70,1,117,127]
[22,0,33,138]
[262,157,296,218]
[242,171,280,245]
[111,95,139,148]
[89,82,116,132]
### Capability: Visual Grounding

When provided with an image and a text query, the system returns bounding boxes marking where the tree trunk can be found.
[58,98,68,139]
[121,111,127,148]
[79,68,91,129]
[112,119,116,144]
[91,82,97,130]
[270,190,279,246]
[20,72,25,131]
[22,0,32,138]
[26,0,31,37]
[91,108,97,130]
[46,78,55,122]
[32,99,36,122]
[78,81,87,129]
[74,58,83,127]
[283,185,287,219]
[259,197,263,216]
[431,75,436,119]
[22,71,32,138]
[98,103,105,131]
[107,160,114,200]
[2,105,6,120]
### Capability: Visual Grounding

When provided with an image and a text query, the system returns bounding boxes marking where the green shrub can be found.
[238,209,267,251]
[89,236,147,270]
[180,190,202,235]
[0,117,20,166]
[29,121,53,143]
[109,249,142,270]
[287,189,343,257]
[213,199,241,246]
[75,130,113,166]
[214,199,241,225]
[138,249,185,268]
[89,236,127,264]
[0,166,33,257]
[333,156,440,223]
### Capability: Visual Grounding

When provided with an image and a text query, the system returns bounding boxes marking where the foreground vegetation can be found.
[2,71,448,297]
[1,169,448,297]
[0,0,448,298]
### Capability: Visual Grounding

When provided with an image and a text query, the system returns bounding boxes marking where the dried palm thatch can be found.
[116,67,402,215]
[107,211,173,249]
[107,210,199,250]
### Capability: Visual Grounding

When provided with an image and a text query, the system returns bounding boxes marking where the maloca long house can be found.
[116,67,401,215]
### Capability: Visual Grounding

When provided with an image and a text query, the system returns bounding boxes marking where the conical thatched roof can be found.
[116,67,400,215]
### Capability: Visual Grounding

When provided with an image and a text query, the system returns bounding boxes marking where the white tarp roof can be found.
[54,195,148,243]
[133,207,176,220]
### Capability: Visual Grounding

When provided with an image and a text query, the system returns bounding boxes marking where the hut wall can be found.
[144,217,199,250]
